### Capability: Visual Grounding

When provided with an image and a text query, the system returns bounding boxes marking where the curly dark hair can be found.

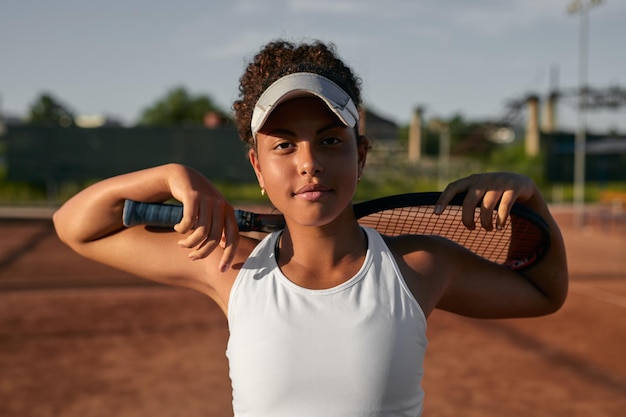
[233,40,362,149]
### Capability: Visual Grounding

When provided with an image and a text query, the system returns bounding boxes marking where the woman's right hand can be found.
[164,164,240,272]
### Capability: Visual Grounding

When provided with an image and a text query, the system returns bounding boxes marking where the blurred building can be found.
[359,108,399,143]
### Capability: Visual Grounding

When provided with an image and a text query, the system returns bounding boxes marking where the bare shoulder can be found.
[382,230,567,319]
[383,233,472,271]
[382,234,459,317]
[149,232,263,308]
[192,234,261,311]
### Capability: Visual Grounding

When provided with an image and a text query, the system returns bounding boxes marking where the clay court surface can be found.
[1,205,625,416]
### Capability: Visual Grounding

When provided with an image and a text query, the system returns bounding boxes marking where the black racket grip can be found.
[123,200,182,228]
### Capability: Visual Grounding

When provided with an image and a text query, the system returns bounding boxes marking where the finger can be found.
[187,215,222,260]
[461,188,484,230]
[174,200,199,234]
[435,178,469,214]
[207,199,228,248]
[495,190,516,230]
[187,200,229,260]
[219,209,240,272]
[178,198,211,248]
[479,191,502,231]
[178,226,209,252]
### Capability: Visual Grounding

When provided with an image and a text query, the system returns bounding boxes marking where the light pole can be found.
[567,0,603,228]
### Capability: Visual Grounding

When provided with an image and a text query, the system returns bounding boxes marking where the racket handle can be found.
[122,200,286,233]
[123,200,182,228]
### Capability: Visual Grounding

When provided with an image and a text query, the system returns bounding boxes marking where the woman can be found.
[54,40,568,416]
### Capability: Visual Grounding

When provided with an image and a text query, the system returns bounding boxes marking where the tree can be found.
[138,87,228,127]
[27,93,75,127]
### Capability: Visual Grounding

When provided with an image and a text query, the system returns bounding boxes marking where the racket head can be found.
[353,192,550,270]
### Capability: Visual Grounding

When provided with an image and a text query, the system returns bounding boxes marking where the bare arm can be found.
[430,173,568,318]
[53,164,244,305]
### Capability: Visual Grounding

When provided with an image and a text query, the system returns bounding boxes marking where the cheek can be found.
[340,149,362,178]
[256,158,290,189]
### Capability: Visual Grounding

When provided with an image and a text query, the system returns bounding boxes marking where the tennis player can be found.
[54,40,568,416]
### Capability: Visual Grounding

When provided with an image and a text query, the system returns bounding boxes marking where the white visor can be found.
[251,72,359,139]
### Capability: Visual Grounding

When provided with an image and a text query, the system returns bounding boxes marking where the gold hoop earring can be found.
[261,188,266,196]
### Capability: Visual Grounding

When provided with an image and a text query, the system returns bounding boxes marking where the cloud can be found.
[203,31,279,60]
[286,0,362,14]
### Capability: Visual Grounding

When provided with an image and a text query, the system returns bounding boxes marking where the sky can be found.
[2,0,625,133]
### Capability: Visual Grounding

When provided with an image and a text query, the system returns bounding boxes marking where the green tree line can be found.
[21,87,228,127]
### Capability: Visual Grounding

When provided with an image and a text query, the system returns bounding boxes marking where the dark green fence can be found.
[5,126,256,186]
[544,132,626,183]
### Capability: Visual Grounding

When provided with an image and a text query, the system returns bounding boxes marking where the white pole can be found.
[573,4,588,228]
[568,0,603,228]
[438,126,450,191]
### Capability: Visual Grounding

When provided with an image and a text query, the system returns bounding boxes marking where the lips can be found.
[293,184,332,201]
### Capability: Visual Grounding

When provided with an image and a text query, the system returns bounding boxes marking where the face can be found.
[249,96,368,228]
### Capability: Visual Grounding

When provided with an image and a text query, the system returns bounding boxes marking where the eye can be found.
[321,137,342,146]
[273,141,295,151]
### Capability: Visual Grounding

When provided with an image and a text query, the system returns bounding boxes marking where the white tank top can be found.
[226,227,427,417]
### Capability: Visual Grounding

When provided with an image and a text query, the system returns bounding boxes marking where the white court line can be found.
[569,282,626,308]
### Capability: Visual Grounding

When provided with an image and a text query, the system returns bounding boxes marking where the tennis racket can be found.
[122,192,550,270]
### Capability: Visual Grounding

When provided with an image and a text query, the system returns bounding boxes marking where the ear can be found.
[357,135,369,179]
[248,148,265,189]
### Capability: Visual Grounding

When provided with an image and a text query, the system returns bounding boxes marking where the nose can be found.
[297,143,323,176]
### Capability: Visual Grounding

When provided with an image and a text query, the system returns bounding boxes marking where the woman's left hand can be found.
[435,172,537,231]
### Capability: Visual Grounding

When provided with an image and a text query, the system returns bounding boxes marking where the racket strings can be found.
[507,217,546,261]
[358,205,528,265]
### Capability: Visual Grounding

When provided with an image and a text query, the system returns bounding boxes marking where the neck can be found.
[276,211,367,289]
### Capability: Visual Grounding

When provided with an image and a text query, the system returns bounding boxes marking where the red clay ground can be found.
[0,205,625,417]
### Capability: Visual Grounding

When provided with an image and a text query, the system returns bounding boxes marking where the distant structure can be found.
[408,107,423,162]
[203,111,230,128]
[359,107,399,143]
[523,85,626,157]
[543,92,559,133]
[525,95,541,157]
[75,114,124,128]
